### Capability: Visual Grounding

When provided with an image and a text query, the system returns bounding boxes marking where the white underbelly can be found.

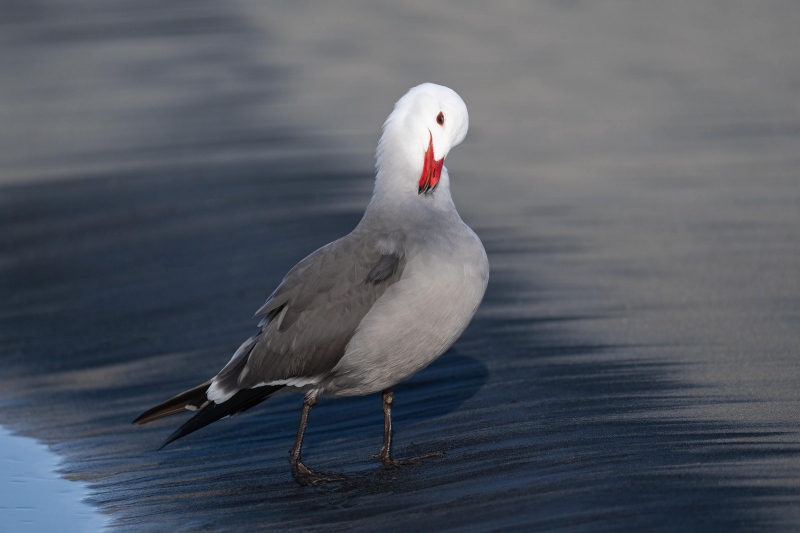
[321,250,488,397]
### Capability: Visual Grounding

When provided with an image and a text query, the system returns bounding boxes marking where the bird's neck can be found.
[361,127,458,232]
[373,129,450,193]
[361,164,456,234]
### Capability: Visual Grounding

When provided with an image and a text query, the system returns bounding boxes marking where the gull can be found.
[133,83,489,485]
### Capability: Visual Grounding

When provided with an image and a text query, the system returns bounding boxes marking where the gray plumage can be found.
[210,232,407,400]
[133,83,488,484]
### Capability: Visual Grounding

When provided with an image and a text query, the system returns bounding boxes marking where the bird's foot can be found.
[291,461,347,486]
[373,450,444,469]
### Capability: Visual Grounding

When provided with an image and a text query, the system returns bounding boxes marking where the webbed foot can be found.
[291,461,347,486]
[373,450,444,469]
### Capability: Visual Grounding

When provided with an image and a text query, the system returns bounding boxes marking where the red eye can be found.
[436,112,445,126]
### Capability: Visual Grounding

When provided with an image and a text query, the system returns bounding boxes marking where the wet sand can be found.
[0,426,106,531]
[2,1,800,531]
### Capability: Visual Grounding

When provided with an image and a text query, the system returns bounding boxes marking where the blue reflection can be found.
[0,426,106,532]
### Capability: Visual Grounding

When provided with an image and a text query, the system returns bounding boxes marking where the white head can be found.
[374,83,469,199]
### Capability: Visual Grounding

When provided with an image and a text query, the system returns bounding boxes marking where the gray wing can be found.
[210,232,405,398]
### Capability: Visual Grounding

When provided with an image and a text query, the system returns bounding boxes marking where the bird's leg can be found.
[289,393,346,486]
[373,387,444,468]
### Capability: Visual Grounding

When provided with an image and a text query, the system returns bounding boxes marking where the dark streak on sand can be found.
[2,1,800,531]
[0,159,798,531]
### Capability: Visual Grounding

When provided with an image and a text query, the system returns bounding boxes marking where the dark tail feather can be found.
[158,385,284,450]
[132,380,213,425]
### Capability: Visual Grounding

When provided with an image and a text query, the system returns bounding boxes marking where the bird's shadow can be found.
[136,348,488,504]
[314,349,489,437]
[158,348,489,460]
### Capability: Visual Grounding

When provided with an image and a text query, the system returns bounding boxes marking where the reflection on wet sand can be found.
[0,426,106,532]
[1,0,800,530]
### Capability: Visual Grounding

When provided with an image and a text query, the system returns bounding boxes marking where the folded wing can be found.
[208,232,406,402]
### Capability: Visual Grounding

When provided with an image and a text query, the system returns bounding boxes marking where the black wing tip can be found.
[151,385,286,450]
[158,431,181,451]
[132,407,163,425]
[131,380,213,426]
[157,415,205,450]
